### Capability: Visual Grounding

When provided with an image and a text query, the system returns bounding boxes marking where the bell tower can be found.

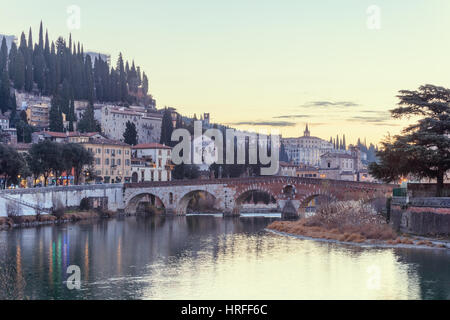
[304,123,310,137]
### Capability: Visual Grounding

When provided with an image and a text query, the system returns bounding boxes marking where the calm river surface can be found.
[0,214,449,300]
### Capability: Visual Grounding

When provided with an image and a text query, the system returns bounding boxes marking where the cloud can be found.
[302,101,360,108]
[348,116,389,123]
[228,120,297,127]
[273,114,310,119]
[346,114,400,126]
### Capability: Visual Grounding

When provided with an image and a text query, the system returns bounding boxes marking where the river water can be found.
[0,214,449,300]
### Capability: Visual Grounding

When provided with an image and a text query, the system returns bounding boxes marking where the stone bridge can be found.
[123,177,395,219]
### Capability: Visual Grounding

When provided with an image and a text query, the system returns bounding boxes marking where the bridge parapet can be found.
[123,177,395,218]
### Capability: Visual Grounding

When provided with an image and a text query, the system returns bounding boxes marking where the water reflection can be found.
[0,215,449,300]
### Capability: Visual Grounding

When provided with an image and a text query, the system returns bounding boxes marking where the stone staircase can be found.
[0,193,51,214]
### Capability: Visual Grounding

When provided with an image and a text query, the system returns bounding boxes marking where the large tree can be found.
[62,143,94,185]
[27,140,63,186]
[369,84,450,196]
[123,121,138,145]
[0,144,28,188]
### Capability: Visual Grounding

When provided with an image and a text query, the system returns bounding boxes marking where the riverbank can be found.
[0,210,118,230]
[267,201,450,250]
[266,222,450,250]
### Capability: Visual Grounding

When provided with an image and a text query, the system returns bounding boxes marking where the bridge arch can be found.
[176,189,218,215]
[125,192,166,214]
[234,187,278,214]
[298,191,337,218]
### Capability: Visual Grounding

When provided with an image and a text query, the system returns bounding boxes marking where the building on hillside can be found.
[0,128,17,144]
[0,114,9,130]
[66,132,104,143]
[130,143,174,182]
[296,164,319,178]
[16,92,51,109]
[319,146,365,181]
[101,106,162,144]
[81,138,132,184]
[277,162,298,176]
[282,124,334,166]
[25,102,50,129]
[74,102,103,123]
[32,131,104,144]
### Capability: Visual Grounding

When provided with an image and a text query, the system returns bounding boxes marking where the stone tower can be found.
[304,123,310,137]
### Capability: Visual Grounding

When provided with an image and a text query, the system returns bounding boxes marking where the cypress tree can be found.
[0,37,7,74]
[0,70,11,113]
[13,50,25,90]
[78,103,98,133]
[142,72,148,96]
[49,97,64,132]
[123,121,138,145]
[160,109,174,146]
[38,21,44,50]
[8,42,17,81]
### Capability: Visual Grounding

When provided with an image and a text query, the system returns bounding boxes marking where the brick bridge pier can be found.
[123,177,394,219]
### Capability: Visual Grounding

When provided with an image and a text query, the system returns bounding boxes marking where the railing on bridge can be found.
[124,176,393,189]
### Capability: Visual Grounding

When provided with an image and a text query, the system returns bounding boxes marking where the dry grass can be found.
[268,201,397,243]
[269,203,449,249]
[60,210,101,222]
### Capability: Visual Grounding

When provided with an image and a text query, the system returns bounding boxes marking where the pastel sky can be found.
[2,0,450,145]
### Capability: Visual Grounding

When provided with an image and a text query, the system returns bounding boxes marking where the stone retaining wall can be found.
[391,197,450,236]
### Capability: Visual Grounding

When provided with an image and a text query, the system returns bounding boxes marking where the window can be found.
[111,159,115,166]
[95,158,101,165]
[118,150,122,155]
[105,158,109,165]
[125,159,130,166]
[106,149,110,154]
[117,159,121,165]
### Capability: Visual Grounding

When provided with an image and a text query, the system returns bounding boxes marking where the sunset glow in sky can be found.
[3,0,450,145]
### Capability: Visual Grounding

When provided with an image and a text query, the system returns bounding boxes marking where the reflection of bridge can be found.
[124,177,395,219]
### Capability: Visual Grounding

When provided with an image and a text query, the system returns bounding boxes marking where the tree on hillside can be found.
[0,37,7,74]
[16,120,33,143]
[369,84,450,196]
[0,70,11,113]
[78,103,99,133]
[3,22,151,105]
[142,72,148,96]
[49,97,64,132]
[160,109,174,146]
[123,121,138,146]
